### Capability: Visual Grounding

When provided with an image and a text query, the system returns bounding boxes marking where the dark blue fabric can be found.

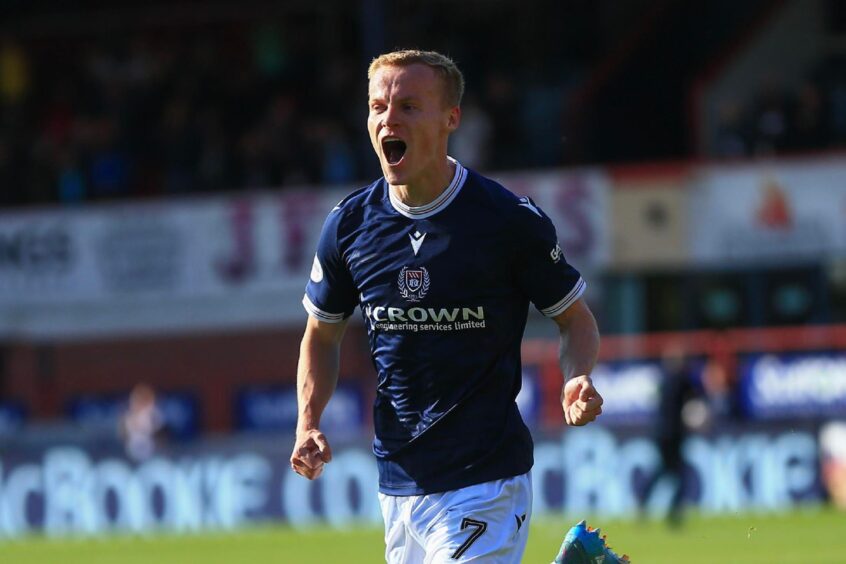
[305,165,583,494]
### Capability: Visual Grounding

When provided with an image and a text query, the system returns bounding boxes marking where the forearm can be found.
[296,322,343,433]
[557,302,600,382]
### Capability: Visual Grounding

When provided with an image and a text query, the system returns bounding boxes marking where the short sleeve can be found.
[303,210,358,322]
[512,197,585,317]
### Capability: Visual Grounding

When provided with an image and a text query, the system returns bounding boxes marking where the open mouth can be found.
[382,138,407,165]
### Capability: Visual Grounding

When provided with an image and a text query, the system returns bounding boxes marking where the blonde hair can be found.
[368,49,465,107]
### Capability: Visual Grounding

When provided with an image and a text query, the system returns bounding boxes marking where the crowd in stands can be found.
[712,54,846,158]
[0,28,382,207]
[2,12,571,208]
[1,11,845,208]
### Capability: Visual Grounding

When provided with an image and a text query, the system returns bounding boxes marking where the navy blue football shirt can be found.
[303,158,585,495]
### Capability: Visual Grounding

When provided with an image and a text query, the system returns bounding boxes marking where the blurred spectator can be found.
[700,357,736,421]
[197,107,232,191]
[712,54,846,160]
[158,97,199,193]
[790,81,828,151]
[0,345,19,437]
[820,421,846,509]
[0,344,5,402]
[643,342,699,526]
[523,83,565,167]
[319,122,357,185]
[256,93,305,187]
[119,382,166,462]
[484,71,525,170]
[831,79,846,145]
[821,55,846,144]
[449,93,493,171]
[56,147,86,204]
[89,117,132,198]
[251,23,289,80]
[750,77,791,156]
[0,37,29,105]
[712,99,748,158]
[0,136,25,206]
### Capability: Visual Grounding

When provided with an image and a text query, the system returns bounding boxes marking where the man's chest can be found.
[343,215,513,304]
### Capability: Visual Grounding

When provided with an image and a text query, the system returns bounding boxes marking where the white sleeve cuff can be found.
[539,277,586,317]
[302,294,347,323]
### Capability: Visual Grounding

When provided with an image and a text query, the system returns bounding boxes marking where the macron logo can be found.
[409,230,427,256]
[518,197,542,218]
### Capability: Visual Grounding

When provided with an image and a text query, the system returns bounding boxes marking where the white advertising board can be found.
[0,169,609,338]
[689,158,846,263]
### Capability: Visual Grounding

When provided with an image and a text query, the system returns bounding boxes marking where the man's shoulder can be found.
[323,179,385,234]
[330,178,385,215]
[464,169,537,220]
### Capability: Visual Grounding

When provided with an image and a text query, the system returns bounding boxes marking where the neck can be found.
[390,157,455,207]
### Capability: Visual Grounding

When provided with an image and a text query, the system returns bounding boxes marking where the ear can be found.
[446,106,461,132]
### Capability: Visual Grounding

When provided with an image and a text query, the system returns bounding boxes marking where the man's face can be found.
[367,63,459,187]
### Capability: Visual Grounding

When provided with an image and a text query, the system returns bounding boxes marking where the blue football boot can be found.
[552,520,630,563]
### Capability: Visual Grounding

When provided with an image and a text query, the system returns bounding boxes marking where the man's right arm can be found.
[290,314,349,480]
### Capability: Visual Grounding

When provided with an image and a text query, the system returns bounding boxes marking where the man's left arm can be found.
[553,297,603,426]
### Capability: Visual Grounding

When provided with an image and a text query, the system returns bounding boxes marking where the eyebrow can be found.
[368,95,420,103]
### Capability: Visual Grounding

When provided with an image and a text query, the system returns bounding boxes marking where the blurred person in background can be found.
[789,80,828,152]
[700,355,737,422]
[0,36,29,107]
[643,342,699,527]
[0,344,6,405]
[120,382,166,463]
[820,421,846,510]
[448,93,493,171]
[750,79,790,156]
[290,49,605,563]
[712,99,749,158]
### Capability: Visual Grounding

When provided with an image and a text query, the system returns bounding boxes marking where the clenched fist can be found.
[290,428,333,480]
[561,375,603,426]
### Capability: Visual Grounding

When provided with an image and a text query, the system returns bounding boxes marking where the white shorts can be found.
[378,473,532,564]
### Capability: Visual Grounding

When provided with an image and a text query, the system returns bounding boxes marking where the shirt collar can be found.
[387,157,467,219]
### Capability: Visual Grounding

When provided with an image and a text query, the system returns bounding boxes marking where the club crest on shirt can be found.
[398,266,430,301]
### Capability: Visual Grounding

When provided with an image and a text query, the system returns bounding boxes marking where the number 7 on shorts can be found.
[451,518,488,559]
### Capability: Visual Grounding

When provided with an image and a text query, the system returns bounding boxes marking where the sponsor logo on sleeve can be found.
[550,243,563,264]
[518,197,543,218]
[310,255,324,283]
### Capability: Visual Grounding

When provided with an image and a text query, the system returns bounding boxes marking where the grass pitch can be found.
[1,508,843,563]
